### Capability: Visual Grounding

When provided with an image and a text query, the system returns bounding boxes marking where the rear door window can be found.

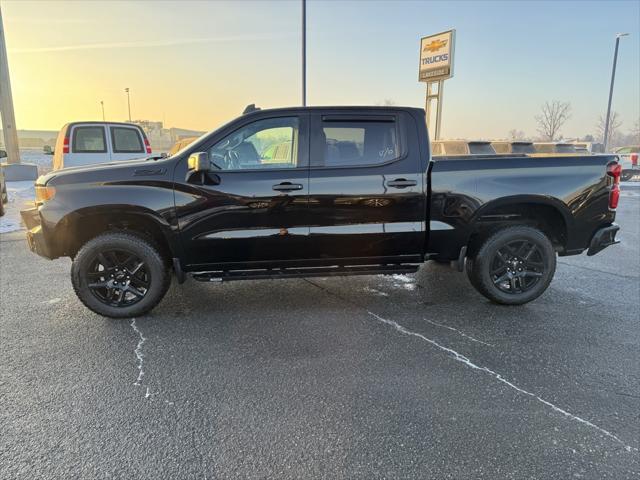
[72,126,106,153]
[314,116,401,167]
[111,127,144,153]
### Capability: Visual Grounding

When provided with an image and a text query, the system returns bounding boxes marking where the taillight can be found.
[631,153,638,166]
[144,138,152,154]
[607,162,621,209]
[63,136,69,154]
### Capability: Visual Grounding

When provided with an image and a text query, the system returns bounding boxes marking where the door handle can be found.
[386,178,417,188]
[272,182,303,192]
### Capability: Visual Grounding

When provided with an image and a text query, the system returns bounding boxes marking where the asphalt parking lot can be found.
[1,187,638,479]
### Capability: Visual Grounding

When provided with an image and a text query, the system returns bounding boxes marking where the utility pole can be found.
[603,33,628,151]
[125,87,131,122]
[301,0,306,106]
[100,100,105,121]
[0,5,20,165]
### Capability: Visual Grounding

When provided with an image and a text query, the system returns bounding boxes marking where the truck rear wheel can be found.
[466,226,556,305]
[71,232,171,318]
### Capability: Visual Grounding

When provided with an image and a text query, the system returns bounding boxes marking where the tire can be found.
[466,226,556,305]
[71,232,171,318]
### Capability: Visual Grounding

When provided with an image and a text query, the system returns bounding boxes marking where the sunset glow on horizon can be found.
[3,0,639,140]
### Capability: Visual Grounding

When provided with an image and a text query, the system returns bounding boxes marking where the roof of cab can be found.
[241,105,425,115]
[64,121,144,128]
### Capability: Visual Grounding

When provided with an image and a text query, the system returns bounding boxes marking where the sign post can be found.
[419,29,455,140]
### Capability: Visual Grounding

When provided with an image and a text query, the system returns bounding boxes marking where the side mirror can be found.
[188,152,210,172]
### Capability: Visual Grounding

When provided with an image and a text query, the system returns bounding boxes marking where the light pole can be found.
[125,87,131,122]
[0,5,20,165]
[603,33,628,151]
[301,0,306,106]
[100,100,105,121]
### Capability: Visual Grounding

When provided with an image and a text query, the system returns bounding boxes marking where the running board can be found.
[191,264,420,283]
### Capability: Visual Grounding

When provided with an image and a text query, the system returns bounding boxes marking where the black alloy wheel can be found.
[85,249,151,307]
[490,240,544,294]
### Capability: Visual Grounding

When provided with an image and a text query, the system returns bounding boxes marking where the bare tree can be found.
[535,101,572,141]
[596,111,623,148]
[508,129,526,140]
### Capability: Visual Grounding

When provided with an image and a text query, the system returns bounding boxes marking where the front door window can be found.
[207,117,299,171]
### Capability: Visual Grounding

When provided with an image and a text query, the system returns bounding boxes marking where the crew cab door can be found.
[174,113,310,268]
[306,111,425,261]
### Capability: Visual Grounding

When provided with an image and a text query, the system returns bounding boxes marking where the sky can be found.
[2,0,639,140]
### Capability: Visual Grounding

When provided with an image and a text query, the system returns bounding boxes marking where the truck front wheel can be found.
[71,232,171,318]
[466,226,556,305]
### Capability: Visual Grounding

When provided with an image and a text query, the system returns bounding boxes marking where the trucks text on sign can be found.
[419,30,455,82]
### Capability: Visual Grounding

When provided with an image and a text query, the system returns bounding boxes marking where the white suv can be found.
[52,122,151,171]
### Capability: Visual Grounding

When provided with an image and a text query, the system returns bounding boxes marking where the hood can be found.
[39,156,172,186]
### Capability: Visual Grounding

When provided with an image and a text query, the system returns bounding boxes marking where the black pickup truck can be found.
[21,106,621,318]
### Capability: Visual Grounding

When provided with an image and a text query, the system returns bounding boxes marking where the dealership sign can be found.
[419,30,455,82]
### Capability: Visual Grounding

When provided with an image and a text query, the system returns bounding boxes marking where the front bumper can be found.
[587,224,620,256]
[20,207,53,259]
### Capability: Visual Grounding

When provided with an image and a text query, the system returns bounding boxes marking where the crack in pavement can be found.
[128,320,209,474]
[423,318,495,347]
[130,318,155,399]
[304,279,638,454]
[558,261,639,280]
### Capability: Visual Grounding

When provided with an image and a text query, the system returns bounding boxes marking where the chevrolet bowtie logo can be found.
[423,39,448,52]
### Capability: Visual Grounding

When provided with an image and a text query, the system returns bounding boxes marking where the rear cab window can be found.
[468,143,495,155]
[511,143,535,154]
[442,142,467,155]
[492,143,509,154]
[111,127,144,153]
[555,144,576,154]
[72,126,107,153]
[312,114,403,167]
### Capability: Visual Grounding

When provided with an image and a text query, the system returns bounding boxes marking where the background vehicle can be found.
[491,141,536,154]
[568,141,604,154]
[168,136,198,156]
[22,106,621,318]
[0,149,8,216]
[614,145,639,181]
[432,140,496,155]
[532,142,577,156]
[51,122,151,171]
[0,169,5,217]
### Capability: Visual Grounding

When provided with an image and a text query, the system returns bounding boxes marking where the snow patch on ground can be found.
[388,273,417,291]
[362,286,389,297]
[0,181,35,233]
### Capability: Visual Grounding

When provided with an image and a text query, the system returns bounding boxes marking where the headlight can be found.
[35,185,56,205]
